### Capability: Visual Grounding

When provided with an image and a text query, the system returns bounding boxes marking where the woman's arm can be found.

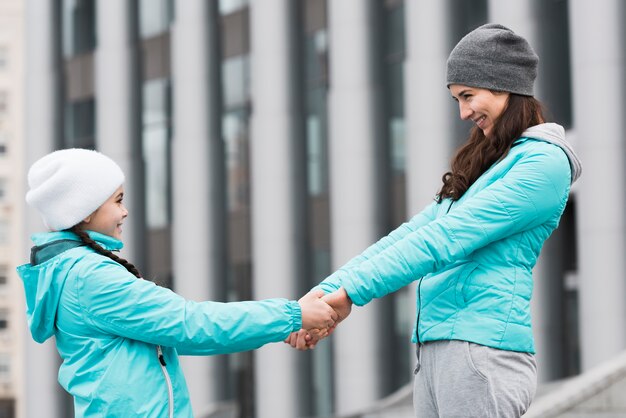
[339,144,571,305]
[316,199,440,294]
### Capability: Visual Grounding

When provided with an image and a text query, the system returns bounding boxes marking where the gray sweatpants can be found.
[413,340,537,418]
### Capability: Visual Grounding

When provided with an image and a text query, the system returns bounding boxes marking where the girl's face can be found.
[82,186,128,240]
[449,85,510,138]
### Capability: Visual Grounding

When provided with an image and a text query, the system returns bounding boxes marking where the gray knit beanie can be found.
[446,23,539,96]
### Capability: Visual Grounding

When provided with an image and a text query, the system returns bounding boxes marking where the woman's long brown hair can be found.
[437,94,545,202]
[69,225,143,278]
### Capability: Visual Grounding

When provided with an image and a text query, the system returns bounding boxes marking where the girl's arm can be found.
[76,257,307,355]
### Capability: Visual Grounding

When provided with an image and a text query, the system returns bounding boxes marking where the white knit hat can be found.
[26,148,125,231]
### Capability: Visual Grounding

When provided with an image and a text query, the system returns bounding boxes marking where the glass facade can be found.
[140,79,173,288]
[301,1,334,416]
[61,0,96,150]
[381,0,413,391]
[138,0,174,288]
[220,3,254,416]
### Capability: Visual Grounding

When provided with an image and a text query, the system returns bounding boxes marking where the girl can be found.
[289,23,583,417]
[18,148,337,417]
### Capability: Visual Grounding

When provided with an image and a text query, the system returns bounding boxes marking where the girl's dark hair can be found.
[69,225,142,278]
[437,94,545,202]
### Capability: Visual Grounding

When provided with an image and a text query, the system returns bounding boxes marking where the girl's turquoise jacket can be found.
[318,123,582,354]
[17,230,302,417]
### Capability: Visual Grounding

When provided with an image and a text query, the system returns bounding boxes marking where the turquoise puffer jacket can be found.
[319,123,581,353]
[17,231,302,417]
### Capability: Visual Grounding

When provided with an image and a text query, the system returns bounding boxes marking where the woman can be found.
[289,23,582,417]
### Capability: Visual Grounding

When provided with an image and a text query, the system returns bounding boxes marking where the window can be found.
[139,0,174,39]
[141,78,173,288]
[63,99,95,149]
[0,132,7,155]
[219,0,248,14]
[0,398,14,417]
[142,79,171,229]
[0,221,7,245]
[62,0,96,57]
[222,56,250,109]
[0,354,9,383]
[0,266,7,296]
[0,46,8,71]
[0,91,8,116]
[0,179,6,202]
[0,310,7,331]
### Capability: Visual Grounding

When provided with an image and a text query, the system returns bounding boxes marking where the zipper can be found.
[413,277,423,374]
[413,200,452,375]
[157,345,174,418]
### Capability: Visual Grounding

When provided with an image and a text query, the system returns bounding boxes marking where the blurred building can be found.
[19,0,626,417]
[0,0,24,417]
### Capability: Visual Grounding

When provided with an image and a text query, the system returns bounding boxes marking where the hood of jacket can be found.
[16,230,123,343]
[521,122,582,184]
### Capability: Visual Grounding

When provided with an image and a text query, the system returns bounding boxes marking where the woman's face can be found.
[82,186,128,240]
[449,85,510,138]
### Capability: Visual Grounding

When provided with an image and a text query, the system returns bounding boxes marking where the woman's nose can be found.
[459,102,472,120]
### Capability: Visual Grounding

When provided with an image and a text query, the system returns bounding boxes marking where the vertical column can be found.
[327,0,385,413]
[24,1,63,417]
[570,0,626,370]
[249,1,303,417]
[404,2,454,224]
[95,0,142,265]
[489,1,564,383]
[404,1,455,375]
[170,0,226,412]
[488,1,539,48]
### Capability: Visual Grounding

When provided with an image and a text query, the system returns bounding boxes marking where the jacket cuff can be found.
[341,272,369,306]
[288,300,302,331]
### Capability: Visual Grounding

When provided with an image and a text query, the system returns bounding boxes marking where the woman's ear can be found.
[82,215,92,224]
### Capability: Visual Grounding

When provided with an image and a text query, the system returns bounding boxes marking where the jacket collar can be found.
[31,230,124,251]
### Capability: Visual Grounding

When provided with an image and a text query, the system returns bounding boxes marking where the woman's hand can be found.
[298,289,338,331]
[286,288,352,350]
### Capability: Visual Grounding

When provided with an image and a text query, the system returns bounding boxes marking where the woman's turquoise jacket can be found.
[17,231,302,417]
[318,123,582,354]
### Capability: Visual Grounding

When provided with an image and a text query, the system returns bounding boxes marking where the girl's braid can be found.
[69,226,142,278]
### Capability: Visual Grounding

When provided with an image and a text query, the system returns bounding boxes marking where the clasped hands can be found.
[287,287,352,350]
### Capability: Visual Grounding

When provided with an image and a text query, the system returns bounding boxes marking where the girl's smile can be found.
[82,186,128,240]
